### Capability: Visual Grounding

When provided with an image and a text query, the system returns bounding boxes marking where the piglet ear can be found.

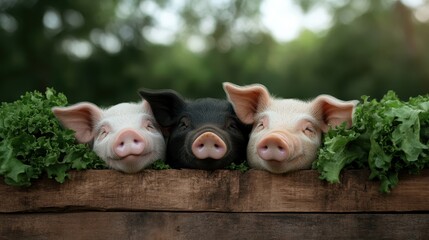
[138,88,186,127]
[52,102,102,143]
[141,100,154,116]
[311,95,359,133]
[223,82,271,124]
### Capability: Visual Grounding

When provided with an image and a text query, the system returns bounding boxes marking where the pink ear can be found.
[223,82,271,124]
[142,100,154,116]
[311,95,358,132]
[52,102,103,143]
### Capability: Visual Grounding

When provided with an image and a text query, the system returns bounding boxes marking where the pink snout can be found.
[192,132,227,160]
[113,129,145,158]
[257,133,289,162]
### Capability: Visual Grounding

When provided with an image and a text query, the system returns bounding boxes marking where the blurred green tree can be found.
[0,0,428,105]
[285,0,429,100]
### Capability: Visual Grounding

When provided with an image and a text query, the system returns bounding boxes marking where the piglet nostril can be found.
[192,132,227,160]
[257,134,289,162]
[113,129,146,158]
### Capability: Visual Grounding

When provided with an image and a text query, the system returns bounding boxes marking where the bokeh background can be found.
[1,0,429,106]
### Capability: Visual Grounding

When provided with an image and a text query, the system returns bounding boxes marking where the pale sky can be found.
[262,0,427,42]
[261,0,331,42]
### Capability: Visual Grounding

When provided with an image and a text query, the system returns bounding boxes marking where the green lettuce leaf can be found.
[0,88,106,187]
[314,91,429,193]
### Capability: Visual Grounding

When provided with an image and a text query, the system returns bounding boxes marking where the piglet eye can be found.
[98,126,110,140]
[179,118,190,130]
[142,119,158,132]
[255,121,264,130]
[304,127,314,133]
[146,121,154,129]
[227,119,238,130]
[303,124,316,137]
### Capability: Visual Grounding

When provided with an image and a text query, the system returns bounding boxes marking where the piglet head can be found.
[139,88,250,170]
[223,82,357,174]
[52,100,166,173]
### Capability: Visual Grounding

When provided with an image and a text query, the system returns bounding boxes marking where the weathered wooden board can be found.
[1,169,428,213]
[1,212,428,240]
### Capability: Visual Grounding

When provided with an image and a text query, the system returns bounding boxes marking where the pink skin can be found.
[113,129,146,160]
[192,132,227,160]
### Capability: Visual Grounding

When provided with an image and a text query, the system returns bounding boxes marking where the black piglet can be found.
[139,88,250,170]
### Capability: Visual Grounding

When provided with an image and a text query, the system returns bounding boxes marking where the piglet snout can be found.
[257,133,289,162]
[114,129,145,158]
[192,132,227,160]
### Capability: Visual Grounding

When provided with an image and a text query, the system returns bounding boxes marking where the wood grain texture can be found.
[1,212,428,240]
[1,169,428,213]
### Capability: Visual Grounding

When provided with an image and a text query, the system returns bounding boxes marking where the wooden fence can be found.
[1,169,428,239]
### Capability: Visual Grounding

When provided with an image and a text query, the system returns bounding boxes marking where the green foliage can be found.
[0,88,105,187]
[314,91,429,193]
[1,0,427,106]
[225,161,250,173]
[150,159,171,170]
[150,159,251,172]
